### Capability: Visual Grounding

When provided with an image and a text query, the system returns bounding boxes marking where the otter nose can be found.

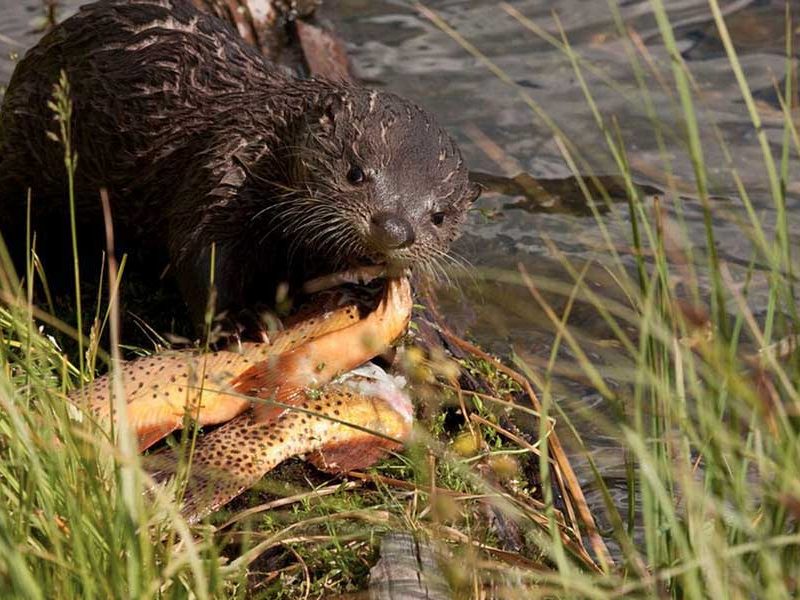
[370,212,416,250]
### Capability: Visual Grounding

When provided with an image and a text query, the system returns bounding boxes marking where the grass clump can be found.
[0,303,226,598]
[3,1,800,598]
[419,0,800,596]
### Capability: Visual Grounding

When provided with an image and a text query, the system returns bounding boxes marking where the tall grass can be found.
[1,1,799,598]
[0,73,224,598]
[419,0,800,596]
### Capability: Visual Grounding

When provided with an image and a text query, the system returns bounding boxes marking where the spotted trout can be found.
[148,363,413,523]
[71,277,412,451]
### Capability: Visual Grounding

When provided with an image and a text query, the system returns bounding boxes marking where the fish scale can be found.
[147,369,413,523]
[71,278,411,452]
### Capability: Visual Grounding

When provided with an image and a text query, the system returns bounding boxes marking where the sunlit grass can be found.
[2,1,799,598]
[420,0,800,597]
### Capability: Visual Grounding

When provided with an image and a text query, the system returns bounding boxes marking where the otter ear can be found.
[318,111,334,133]
[466,182,483,204]
[319,94,345,133]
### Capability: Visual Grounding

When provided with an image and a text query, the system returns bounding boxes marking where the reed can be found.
[1,1,798,598]
[419,0,800,596]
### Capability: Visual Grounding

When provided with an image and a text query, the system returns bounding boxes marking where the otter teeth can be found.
[302,265,387,294]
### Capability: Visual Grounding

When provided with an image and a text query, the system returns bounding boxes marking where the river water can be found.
[2,0,797,539]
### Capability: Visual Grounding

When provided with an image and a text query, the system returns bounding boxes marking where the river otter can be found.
[0,0,478,327]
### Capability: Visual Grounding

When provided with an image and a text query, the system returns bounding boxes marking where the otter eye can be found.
[347,165,366,185]
[432,212,446,227]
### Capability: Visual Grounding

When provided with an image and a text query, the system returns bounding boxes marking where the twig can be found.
[216,481,362,530]
[428,304,611,568]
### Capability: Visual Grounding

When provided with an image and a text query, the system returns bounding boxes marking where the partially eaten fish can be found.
[69,277,414,520]
[148,363,412,523]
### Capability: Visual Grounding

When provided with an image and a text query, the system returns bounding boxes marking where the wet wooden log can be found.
[369,533,450,600]
[192,0,354,80]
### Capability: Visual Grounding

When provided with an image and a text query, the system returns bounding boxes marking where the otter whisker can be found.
[0,0,476,332]
[255,199,342,246]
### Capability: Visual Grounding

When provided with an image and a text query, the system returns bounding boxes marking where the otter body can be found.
[0,0,476,323]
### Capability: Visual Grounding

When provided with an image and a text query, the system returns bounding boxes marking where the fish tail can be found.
[147,408,320,523]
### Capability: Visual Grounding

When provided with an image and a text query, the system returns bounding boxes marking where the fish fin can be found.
[144,448,249,523]
[249,387,309,423]
[250,403,288,424]
[145,447,243,517]
[231,356,276,393]
[181,469,249,524]
[137,423,179,452]
[143,449,182,485]
[232,353,309,423]
[308,436,402,473]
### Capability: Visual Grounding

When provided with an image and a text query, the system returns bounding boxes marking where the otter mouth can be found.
[303,264,393,294]
[360,249,416,274]
[302,252,413,295]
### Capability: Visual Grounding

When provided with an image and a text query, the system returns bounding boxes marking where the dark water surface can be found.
[2,0,798,535]
[337,0,799,514]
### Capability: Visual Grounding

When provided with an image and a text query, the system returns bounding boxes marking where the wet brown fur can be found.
[0,0,477,321]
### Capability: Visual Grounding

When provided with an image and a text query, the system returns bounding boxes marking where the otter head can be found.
[283,88,480,276]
